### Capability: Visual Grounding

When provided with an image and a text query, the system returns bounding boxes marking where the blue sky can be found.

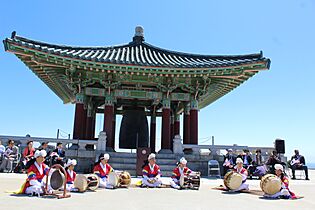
[0,0,314,162]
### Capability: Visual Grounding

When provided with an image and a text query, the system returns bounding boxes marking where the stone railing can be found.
[173,135,275,158]
[0,134,101,151]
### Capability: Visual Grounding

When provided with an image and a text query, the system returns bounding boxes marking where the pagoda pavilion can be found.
[3,26,270,153]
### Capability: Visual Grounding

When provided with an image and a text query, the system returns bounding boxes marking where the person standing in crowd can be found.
[290,150,309,180]
[223,149,236,175]
[0,140,19,172]
[240,149,252,168]
[51,142,65,166]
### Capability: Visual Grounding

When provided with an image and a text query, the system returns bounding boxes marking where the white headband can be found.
[274,164,283,171]
[65,159,77,167]
[180,157,187,164]
[236,158,243,164]
[148,153,156,160]
[35,150,47,158]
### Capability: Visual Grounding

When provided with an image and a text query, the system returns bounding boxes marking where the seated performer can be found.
[264,164,296,199]
[142,153,162,188]
[64,159,78,192]
[20,150,50,196]
[93,153,114,189]
[229,158,249,192]
[170,157,192,189]
[290,150,309,180]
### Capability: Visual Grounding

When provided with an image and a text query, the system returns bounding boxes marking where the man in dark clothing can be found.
[290,150,309,180]
[265,150,283,174]
[38,142,51,166]
[51,142,66,166]
[222,149,236,175]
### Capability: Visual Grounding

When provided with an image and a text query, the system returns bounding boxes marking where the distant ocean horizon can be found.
[308,163,315,169]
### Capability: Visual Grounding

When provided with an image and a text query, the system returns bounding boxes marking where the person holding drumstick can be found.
[170,157,192,189]
[93,153,115,189]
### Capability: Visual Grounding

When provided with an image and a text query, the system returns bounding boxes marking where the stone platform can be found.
[1,170,314,210]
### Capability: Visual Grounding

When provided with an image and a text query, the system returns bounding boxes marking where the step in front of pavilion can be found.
[107,152,178,177]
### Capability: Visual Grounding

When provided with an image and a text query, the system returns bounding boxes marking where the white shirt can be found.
[67,169,74,179]
[100,162,107,174]
[34,161,43,175]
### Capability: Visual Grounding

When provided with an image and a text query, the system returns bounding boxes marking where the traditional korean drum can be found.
[74,174,100,192]
[179,172,201,190]
[260,174,281,195]
[108,171,132,188]
[223,171,242,190]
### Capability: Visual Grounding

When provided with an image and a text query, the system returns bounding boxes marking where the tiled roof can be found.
[4,32,270,69]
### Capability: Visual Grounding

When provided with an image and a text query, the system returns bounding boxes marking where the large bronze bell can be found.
[119,108,149,149]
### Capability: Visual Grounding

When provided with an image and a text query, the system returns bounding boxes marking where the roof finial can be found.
[133,26,144,44]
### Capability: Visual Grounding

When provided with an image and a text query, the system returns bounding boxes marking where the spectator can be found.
[290,150,309,180]
[0,140,19,172]
[222,148,236,175]
[240,149,252,168]
[38,142,51,165]
[253,149,264,166]
[0,140,6,163]
[248,149,266,179]
[265,150,283,174]
[22,140,35,165]
[51,142,66,166]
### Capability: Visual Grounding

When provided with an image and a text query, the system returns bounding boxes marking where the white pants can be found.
[170,178,180,189]
[142,178,162,187]
[230,183,249,192]
[99,177,114,189]
[25,180,52,196]
[264,189,290,198]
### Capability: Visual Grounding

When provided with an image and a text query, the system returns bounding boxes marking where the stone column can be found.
[103,95,114,150]
[190,99,198,145]
[174,113,180,136]
[73,93,86,139]
[183,103,190,144]
[150,111,156,153]
[170,112,174,150]
[160,97,171,153]
[112,108,116,145]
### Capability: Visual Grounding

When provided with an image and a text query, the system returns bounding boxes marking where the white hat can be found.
[228,149,233,152]
[179,157,187,165]
[65,159,77,167]
[35,150,47,158]
[274,164,284,171]
[148,153,156,160]
[236,158,243,164]
[103,153,110,160]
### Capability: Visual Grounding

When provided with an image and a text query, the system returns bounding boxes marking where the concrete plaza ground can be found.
[1,170,315,210]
